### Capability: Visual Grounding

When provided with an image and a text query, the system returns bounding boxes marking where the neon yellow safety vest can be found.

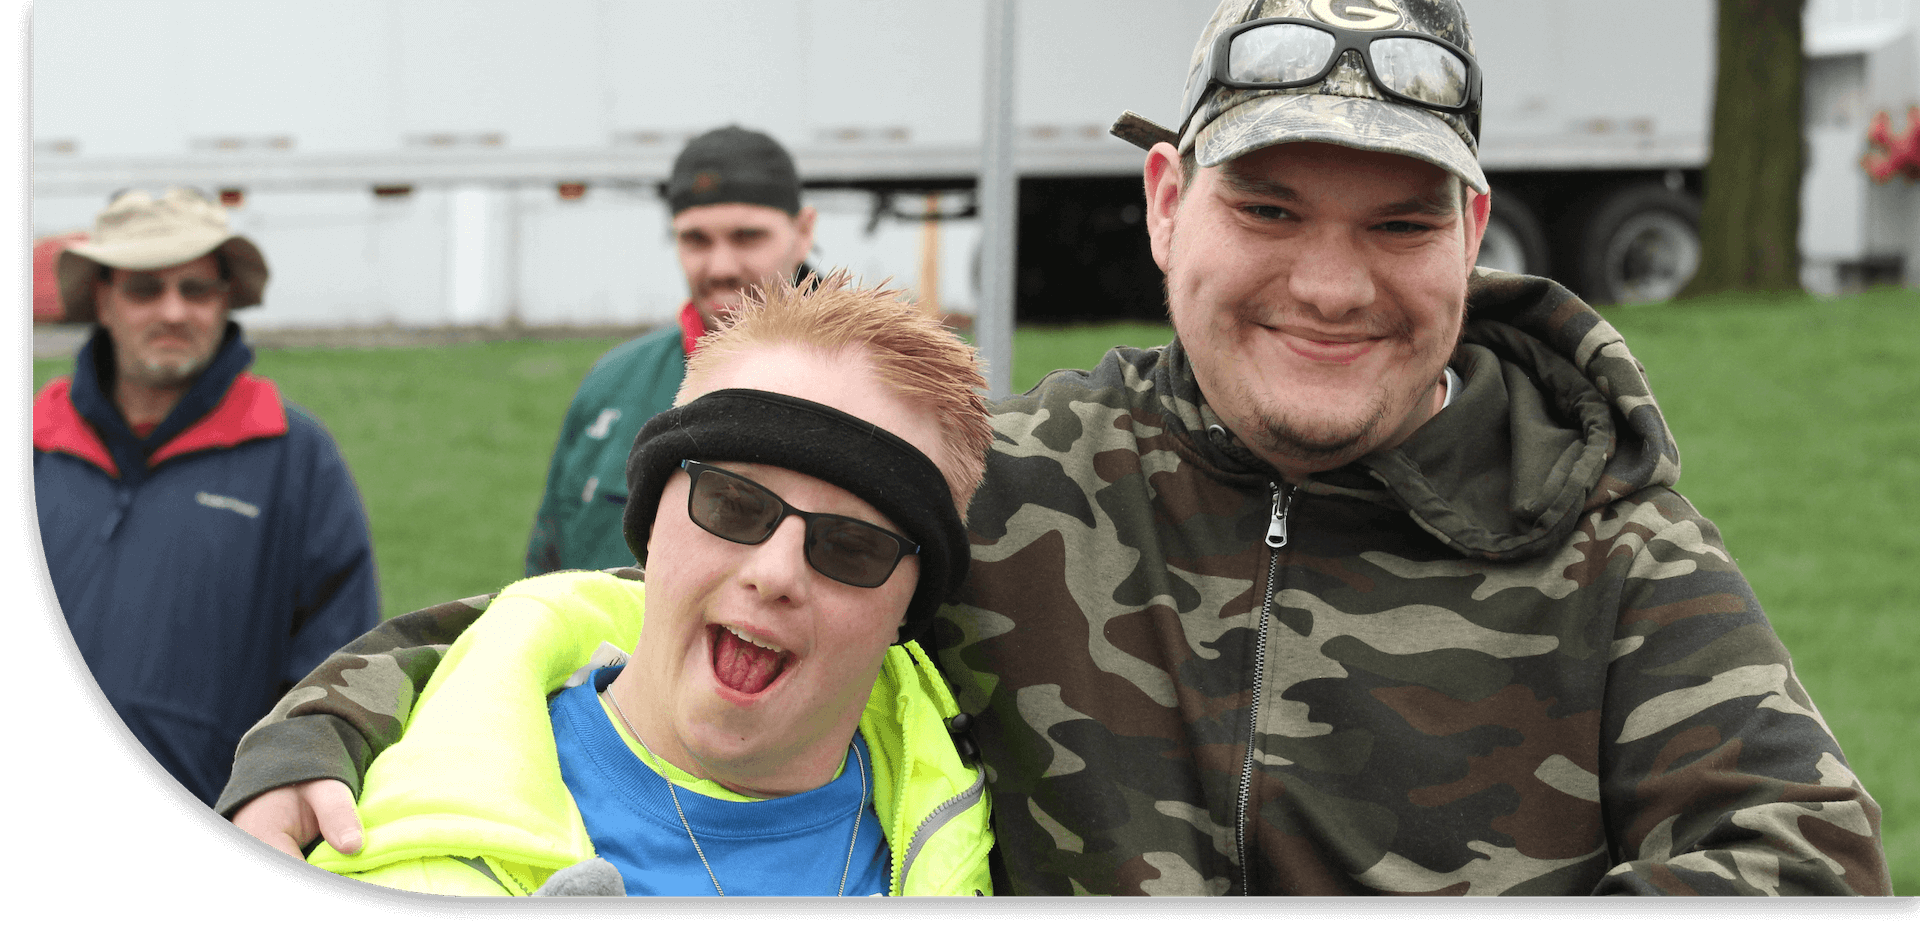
[307,571,994,896]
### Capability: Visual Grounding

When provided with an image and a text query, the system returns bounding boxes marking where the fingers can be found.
[256,828,308,860]
[229,779,363,859]
[231,786,315,859]
[304,779,363,855]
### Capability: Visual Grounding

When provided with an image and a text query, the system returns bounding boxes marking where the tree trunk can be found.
[1680,0,1807,298]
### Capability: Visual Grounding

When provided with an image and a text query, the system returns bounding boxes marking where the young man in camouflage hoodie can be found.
[219,0,1890,896]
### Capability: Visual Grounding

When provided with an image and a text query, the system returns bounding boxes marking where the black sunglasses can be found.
[680,460,919,589]
[113,273,231,305]
[1178,17,1483,143]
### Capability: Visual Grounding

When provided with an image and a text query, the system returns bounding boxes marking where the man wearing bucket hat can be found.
[212,0,1889,895]
[525,125,818,578]
[33,187,378,807]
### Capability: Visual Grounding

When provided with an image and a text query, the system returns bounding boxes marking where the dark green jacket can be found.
[525,324,686,576]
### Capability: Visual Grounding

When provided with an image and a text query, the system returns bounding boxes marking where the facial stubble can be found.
[1165,232,1466,469]
[119,326,218,390]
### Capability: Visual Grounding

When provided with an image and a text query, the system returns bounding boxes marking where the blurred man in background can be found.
[33,188,378,806]
[526,125,817,576]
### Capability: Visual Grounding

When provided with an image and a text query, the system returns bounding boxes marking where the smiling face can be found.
[673,203,818,329]
[610,343,946,797]
[1145,140,1487,478]
[93,254,230,389]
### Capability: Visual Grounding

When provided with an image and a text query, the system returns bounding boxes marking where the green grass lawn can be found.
[1605,289,1919,895]
[33,288,1917,892]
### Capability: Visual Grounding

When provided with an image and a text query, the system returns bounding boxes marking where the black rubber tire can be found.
[1568,184,1702,306]
[1478,192,1550,276]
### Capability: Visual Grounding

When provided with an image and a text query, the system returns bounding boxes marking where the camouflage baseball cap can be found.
[1115,0,1488,194]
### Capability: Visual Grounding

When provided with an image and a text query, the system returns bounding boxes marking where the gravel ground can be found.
[31,310,974,361]
[31,321,659,360]
[30,325,90,360]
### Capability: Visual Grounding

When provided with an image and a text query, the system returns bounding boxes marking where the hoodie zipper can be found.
[1235,481,1291,895]
[894,762,989,894]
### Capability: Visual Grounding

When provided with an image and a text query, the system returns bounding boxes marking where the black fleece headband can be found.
[622,388,968,645]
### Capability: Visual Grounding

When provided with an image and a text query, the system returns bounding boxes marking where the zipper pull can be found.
[100,488,133,541]
[1265,483,1292,549]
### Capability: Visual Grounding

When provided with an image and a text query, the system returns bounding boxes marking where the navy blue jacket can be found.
[33,325,379,805]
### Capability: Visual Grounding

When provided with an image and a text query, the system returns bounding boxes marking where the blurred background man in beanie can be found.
[32,187,379,807]
[525,124,818,577]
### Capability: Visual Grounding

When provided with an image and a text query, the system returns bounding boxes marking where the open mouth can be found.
[709,624,793,696]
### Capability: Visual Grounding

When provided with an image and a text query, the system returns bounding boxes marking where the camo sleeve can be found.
[1590,488,1891,895]
[213,593,494,816]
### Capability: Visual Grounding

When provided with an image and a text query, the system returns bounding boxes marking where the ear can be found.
[790,206,819,262]
[92,280,117,327]
[1465,188,1491,271]
[1143,142,1186,273]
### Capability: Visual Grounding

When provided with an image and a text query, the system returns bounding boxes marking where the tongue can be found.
[713,629,785,695]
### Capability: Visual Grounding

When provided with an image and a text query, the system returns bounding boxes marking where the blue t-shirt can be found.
[550,667,892,896]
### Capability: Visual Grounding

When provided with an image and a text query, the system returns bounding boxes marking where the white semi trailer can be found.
[1471,0,1917,303]
[30,0,1917,331]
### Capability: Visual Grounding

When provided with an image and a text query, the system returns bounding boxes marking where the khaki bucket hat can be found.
[56,187,269,323]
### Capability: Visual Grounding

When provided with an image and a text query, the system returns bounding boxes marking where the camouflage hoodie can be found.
[929,270,1890,896]
[219,273,1890,897]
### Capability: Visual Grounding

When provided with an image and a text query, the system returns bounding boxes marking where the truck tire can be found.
[1570,184,1701,306]
[1477,193,1549,276]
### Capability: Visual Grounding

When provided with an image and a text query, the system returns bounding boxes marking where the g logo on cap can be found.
[1308,0,1402,30]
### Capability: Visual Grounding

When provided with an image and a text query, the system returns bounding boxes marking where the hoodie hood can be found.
[1162,269,1682,562]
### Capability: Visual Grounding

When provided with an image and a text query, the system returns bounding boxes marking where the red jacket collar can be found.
[34,374,288,478]
[679,301,708,359]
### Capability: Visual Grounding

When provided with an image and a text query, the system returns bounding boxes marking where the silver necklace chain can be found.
[602,688,866,897]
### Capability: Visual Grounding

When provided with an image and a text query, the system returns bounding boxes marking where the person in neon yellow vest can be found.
[253,274,994,896]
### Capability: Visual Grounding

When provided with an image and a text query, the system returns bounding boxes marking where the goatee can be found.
[1249,400,1389,467]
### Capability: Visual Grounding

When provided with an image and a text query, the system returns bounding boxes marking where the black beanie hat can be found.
[665,126,802,216]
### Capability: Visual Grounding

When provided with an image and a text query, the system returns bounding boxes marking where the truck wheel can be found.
[1571,184,1701,306]
[1477,193,1549,276]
